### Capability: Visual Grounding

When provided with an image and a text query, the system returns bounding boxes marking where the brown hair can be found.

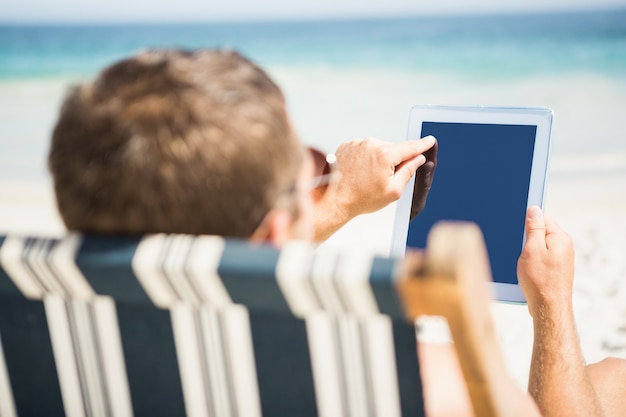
[48,49,301,237]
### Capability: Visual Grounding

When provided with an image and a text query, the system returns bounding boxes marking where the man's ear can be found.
[249,209,293,246]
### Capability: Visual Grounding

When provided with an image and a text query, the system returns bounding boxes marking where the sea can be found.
[1,9,626,182]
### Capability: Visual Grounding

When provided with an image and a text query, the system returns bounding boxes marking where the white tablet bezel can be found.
[391,104,554,303]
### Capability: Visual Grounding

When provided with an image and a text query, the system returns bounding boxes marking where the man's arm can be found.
[518,206,604,417]
[312,136,437,242]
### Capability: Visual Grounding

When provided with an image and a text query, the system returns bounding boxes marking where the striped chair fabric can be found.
[0,232,426,417]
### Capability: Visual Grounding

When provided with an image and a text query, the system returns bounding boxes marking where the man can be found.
[48,48,435,244]
[48,48,624,416]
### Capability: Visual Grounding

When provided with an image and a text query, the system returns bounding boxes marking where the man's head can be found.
[49,49,306,240]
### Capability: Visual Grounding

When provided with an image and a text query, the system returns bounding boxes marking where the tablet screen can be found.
[406,122,535,286]
[391,105,553,303]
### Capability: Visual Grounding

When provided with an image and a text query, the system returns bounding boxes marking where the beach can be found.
[1,11,626,390]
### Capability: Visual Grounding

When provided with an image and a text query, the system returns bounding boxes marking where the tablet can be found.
[391,105,554,303]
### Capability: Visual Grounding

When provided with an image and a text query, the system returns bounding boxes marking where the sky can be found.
[3,0,626,23]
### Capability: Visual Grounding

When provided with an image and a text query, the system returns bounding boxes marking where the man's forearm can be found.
[529,303,604,417]
[312,198,352,242]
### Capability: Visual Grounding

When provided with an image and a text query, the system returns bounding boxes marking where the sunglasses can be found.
[250,146,339,238]
[306,146,339,195]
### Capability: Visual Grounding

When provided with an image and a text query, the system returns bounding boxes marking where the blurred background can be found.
[1,0,625,388]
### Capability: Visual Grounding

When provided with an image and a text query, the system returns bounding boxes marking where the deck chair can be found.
[0,222,517,417]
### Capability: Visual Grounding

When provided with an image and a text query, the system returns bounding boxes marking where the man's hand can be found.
[331,136,437,218]
[518,206,605,417]
[313,136,437,241]
[517,205,575,317]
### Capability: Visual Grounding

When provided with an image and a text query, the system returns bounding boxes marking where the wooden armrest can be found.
[396,221,522,417]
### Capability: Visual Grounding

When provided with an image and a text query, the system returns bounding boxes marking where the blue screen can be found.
[406,122,536,285]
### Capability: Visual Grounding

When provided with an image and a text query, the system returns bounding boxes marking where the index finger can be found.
[389,136,437,167]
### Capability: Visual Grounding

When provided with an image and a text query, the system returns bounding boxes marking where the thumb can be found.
[524,205,547,249]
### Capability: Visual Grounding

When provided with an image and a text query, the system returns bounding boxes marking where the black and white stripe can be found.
[0,332,17,417]
[44,296,133,417]
[306,312,402,417]
[276,243,403,416]
[171,304,261,417]
[132,234,260,417]
[0,233,422,417]
[276,243,381,317]
[0,235,133,417]
[132,234,232,308]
